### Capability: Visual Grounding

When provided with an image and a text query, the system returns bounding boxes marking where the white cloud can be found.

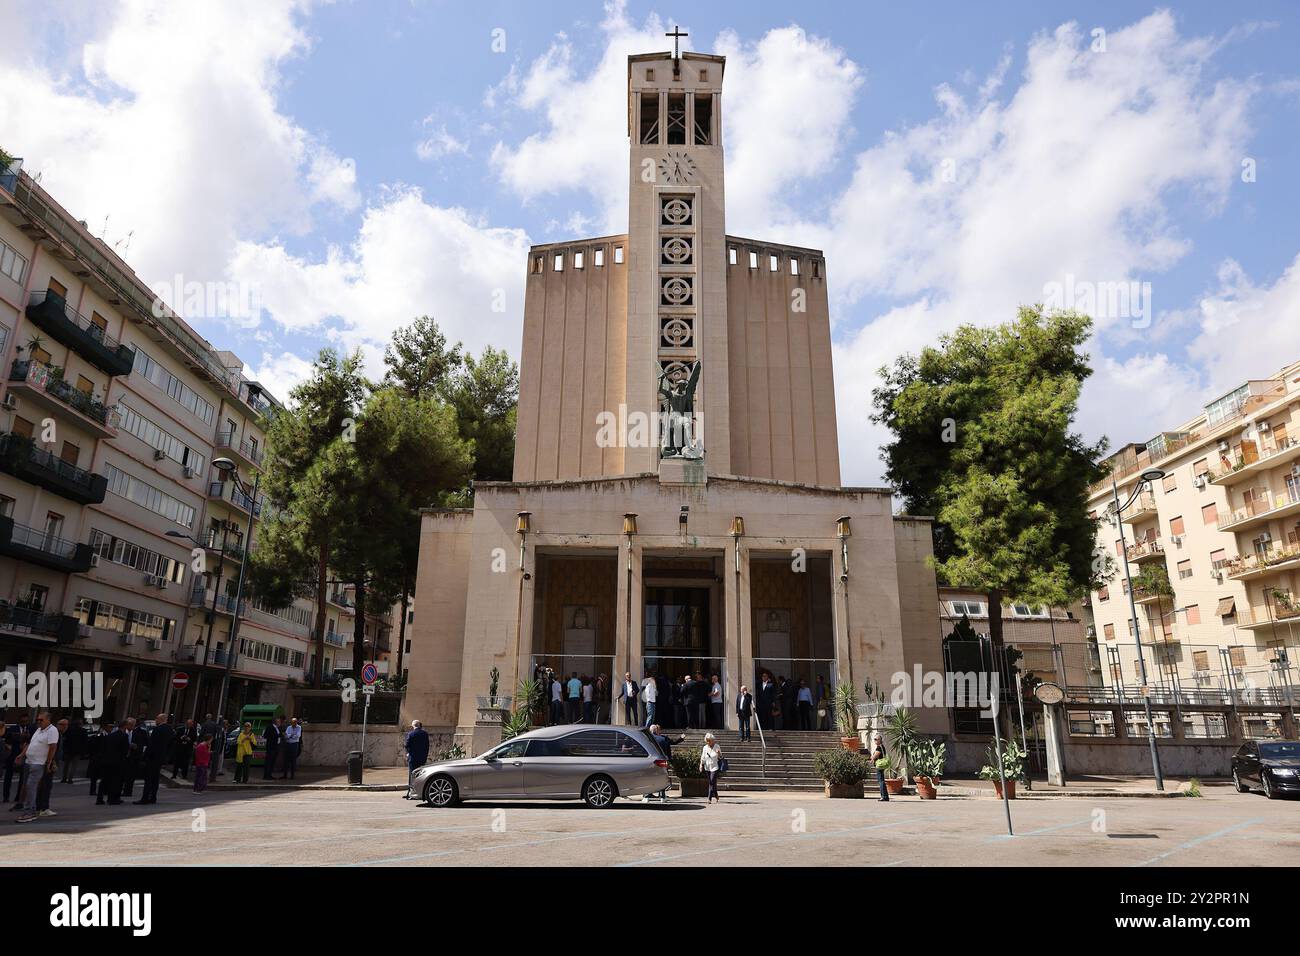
[415,121,469,162]
[823,12,1255,484]
[0,0,359,315]
[230,187,531,373]
[246,350,316,401]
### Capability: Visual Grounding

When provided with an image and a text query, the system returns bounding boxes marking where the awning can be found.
[1216,597,1236,617]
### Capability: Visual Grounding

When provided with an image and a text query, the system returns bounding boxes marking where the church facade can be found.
[403,49,946,748]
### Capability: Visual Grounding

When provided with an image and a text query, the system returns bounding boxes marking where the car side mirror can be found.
[483,754,497,762]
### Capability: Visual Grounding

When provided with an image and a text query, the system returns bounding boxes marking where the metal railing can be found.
[0,433,101,492]
[9,360,117,427]
[1219,485,1300,529]
[5,520,81,559]
[213,430,264,466]
[26,289,132,355]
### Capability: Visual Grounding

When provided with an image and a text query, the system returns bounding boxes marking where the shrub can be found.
[814,748,871,785]
[1185,778,1202,798]
[670,746,706,779]
[978,737,1027,781]
[906,739,947,779]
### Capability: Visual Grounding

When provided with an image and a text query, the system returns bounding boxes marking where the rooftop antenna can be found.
[100,213,110,239]
[666,25,687,78]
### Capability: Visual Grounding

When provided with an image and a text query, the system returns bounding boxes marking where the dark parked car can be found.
[1232,740,1300,799]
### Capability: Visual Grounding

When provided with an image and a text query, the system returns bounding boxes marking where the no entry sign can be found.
[172,672,189,690]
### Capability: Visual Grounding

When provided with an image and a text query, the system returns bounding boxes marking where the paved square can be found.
[3,781,1296,866]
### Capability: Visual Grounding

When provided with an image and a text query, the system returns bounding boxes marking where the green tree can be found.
[249,349,367,687]
[872,306,1108,648]
[444,345,518,486]
[1132,561,1175,641]
[382,315,462,400]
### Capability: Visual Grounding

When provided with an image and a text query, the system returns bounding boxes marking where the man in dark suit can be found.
[736,686,754,742]
[96,722,128,806]
[262,717,282,779]
[121,717,147,799]
[616,672,639,726]
[779,676,798,732]
[689,672,710,730]
[756,673,777,732]
[61,717,87,782]
[135,713,174,804]
[3,713,30,804]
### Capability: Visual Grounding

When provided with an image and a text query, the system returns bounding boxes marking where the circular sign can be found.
[1032,682,1064,705]
[172,672,190,690]
[361,663,378,685]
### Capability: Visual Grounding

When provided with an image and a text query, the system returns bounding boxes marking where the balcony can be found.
[1121,491,1158,524]
[213,430,264,470]
[0,516,93,573]
[190,586,247,617]
[1125,538,1165,564]
[23,291,136,376]
[0,604,79,643]
[1218,486,1300,533]
[325,629,347,647]
[1209,436,1300,487]
[207,480,262,516]
[1131,586,1165,606]
[1226,546,1300,581]
[1237,600,1300,631]
[0,433,107,504]
[327,590,354,609]
[7,361,120,438]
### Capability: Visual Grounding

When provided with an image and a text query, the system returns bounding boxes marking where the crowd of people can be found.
[532,664,835,735]
[0,710,306,822]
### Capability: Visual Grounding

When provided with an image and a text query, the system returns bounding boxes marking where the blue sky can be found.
[3,0,1299,484]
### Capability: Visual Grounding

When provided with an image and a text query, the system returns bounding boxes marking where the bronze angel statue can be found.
[657,361,702,459]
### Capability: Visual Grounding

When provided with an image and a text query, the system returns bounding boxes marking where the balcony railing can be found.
[0,433,108,504]
[325,630,347,647]
[1125,538,1165,562]
[0,515,93,573]
[213,430,264,468]
[208,481,263,516]
[0,603,79,642]
[1209,435,1300,485]
[9,360,119,432]
[190,586,247,616]
[23,290,136,377]
[1121,491,1158,523]
[1219,485,1300,531]
[1226,546,1300,580]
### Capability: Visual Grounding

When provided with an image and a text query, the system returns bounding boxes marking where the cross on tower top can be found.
[666,25,688,59]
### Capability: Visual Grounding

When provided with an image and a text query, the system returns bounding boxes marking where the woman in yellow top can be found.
[234,722,257,784]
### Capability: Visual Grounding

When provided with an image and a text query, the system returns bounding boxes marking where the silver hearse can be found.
[410,725,670,808]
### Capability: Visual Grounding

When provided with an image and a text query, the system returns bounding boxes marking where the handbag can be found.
[718,757,729,775]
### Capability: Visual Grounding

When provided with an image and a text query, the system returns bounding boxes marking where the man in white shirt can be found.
[550,674,564,725]
[640,674,658,727]
[281,718,303,779]
[17,712,58,823]
[617,673,638,726]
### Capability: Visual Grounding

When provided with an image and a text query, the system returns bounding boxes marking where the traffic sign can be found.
[172,672,189,690]
[361,663,378,685]
[362,684,375,696]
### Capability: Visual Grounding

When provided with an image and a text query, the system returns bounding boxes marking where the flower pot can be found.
[915,776,937,800]
[840,736,861,751]
[885,777,904,795]
[825,781,864,799]
[993,778,1016,799]
[678,778,709,798]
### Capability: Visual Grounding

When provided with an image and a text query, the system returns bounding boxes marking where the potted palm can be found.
[907,739,946,799]
[671,746,709,797]
[886,706,919,782]
[978,737,1026,799]
[833,682,861,750]
[814,748,869,798]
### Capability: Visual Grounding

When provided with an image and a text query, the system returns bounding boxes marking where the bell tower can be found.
[624,41,730,476]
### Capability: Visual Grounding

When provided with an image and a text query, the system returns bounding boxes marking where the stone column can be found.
[614,538,643,725]
[723,538,746,731]
[513,553,537,704]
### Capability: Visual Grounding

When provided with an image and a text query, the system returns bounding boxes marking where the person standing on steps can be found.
[735,686,754,742]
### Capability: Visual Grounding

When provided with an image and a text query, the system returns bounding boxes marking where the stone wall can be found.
[296,723,459,768]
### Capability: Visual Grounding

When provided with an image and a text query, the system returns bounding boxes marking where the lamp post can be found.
[1111,467,1166,791]
[166,522,236,721]
[211,457,260,721]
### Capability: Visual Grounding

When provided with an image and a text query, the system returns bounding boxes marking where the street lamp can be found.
[211,456,261,721]
[166,523,238,721]
[1111,466,1167,791]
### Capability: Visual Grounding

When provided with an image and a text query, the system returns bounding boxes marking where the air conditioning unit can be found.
[143,574,157,586]
[153,448,166,461]
[1170,535,1184,546]
[77,624,93,639]
[1193,475,1207,489]
[1291,464,1300,478]
[1,394,17,411]
[157,580,169,591]
[182,466,197,479]
[120,633,136,646]
[89,554,100,568]
[1211,569,1224,582]
[146,638,161,650]
[1259,421,1271,431]
[1217,440,1230,452]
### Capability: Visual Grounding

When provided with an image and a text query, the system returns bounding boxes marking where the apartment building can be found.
[0,156,339,722]
[1086,360,1300,708]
